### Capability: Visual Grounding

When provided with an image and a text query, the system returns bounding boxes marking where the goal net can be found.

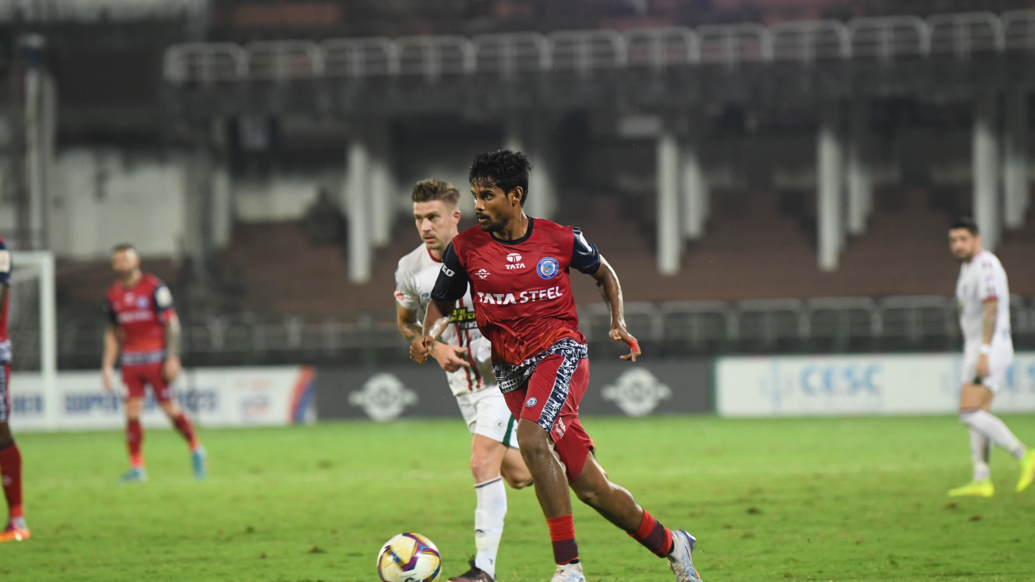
[9,251,57,430]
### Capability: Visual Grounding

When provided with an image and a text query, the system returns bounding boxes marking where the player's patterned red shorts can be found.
[121,362,174,402]
[503,353,594,482]
[0,363,10,423]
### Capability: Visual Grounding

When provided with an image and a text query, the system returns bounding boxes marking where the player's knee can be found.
[517,425,549,460]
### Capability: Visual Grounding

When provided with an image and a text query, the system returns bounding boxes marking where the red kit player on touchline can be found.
[411,150,703,582]
[0,236,29,542]
[102,244,207,483]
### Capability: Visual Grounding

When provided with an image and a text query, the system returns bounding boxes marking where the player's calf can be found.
[0,435,28,540]
[500,448,532,489]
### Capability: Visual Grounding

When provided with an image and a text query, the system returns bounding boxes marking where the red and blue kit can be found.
[0,237,11,422]
[432,218,602,481]
[104,274,177,402]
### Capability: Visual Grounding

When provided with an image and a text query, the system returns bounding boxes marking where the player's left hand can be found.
[163,355,182,382]
[609,326,641,362]
[977,353,990,378]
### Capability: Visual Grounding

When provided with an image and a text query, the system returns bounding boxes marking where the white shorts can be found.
[961,338,1014,393]
[455,387,519,449]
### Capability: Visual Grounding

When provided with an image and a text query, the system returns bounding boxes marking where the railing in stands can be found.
[51,294,1035,368]
[164,9,1035,84]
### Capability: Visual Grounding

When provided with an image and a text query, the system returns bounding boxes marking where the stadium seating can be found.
[48,183,1035,367]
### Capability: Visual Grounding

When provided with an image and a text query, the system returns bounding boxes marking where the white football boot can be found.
[668,530,702,582]
[550,561,585,582]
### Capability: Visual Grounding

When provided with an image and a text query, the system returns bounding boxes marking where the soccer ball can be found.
[376,532,442,582]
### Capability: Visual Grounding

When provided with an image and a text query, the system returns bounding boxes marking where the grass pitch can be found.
[2,414,1034,581]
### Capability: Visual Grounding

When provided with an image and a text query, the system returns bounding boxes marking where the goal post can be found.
[10,250,58,431]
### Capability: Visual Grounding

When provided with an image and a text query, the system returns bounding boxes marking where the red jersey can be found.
[0,236,10,363]
[104,273,176,365]
[432,218,601,369]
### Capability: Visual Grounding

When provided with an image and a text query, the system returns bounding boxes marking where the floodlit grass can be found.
[2,414,1034,581]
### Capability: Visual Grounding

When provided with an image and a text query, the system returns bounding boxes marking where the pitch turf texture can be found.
[3,415,1035,582]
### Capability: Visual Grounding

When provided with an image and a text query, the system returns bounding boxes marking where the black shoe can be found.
[449,559,495,582]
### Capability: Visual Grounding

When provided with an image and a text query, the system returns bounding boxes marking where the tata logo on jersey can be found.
[505,253,526,270]
[476,285,565,305]
[117,311,154,323]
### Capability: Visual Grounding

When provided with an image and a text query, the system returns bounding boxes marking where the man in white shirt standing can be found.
[395,179,533,581]
[948,217,1035,497]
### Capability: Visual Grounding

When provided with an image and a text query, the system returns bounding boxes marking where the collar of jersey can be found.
[425,246,442,263]
[490,217,534,246]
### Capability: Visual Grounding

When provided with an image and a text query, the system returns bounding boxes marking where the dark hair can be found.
[411,179,460,207]
[112,243,136,253]
[950,216,979,235]
[468,150,532,204]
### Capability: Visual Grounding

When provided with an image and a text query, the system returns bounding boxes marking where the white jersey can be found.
[955,250,1012,346]
[395,244,495,396]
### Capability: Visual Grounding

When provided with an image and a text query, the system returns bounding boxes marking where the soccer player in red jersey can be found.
[101,244,207,482]
[411,151,702,582]
[0,236,29,542]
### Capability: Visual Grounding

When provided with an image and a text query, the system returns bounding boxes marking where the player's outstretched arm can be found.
[101,324,120,392]
[589,256,641,361]
[399,304,469,371]
[410,299,455,365]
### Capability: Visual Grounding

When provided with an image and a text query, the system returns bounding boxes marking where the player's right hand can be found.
[609,326,641,362]
[102,365,115,393]
[432,343,472,373]
[409,335,436,365]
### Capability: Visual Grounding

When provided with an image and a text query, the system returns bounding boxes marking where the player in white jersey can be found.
[947,217,1035,497]
[395,179,532,582]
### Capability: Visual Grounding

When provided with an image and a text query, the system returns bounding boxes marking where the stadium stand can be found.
[48,182,1035,368]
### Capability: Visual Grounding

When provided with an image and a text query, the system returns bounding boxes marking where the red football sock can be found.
[629,509,673,558]
[547,515,579,565]
[127,420,144,469]
[0,442,23,519]
[171,414,199,451]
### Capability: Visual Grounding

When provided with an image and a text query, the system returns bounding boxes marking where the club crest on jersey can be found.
[505,253,526,270]
[474,268,491,280]
[136,296,149,309]
[536,257,560,280]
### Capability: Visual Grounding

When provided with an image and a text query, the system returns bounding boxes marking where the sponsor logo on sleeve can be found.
[155,286,173,308]
[441,265,455,277]
[574,232,593,256]
[0,250,10,274]
[536,257,560,280]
